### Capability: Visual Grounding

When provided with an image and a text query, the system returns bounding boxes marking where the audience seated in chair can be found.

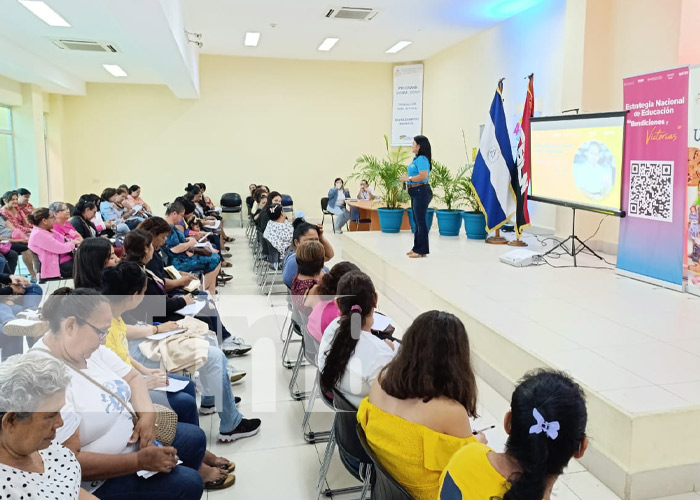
[1,190,37,280]
[319,271,398,407]
[263,203,293,260]
[27,208,77,280]
[306,261,358,342]
[282,220,334,288]
[162,202,222,295]
[70,199,102,239]
[51,202,83,246]
[100,262,236,491]
[32,288,207,500]
[327,178,351,233]
[124,184,152,214]
[0,273,43,360]
[439,370,588,500]
[99,188,138,234]
[0,212,32,277]
[0,352,99,499]
[291,240,326,317]
[357,310,484,500]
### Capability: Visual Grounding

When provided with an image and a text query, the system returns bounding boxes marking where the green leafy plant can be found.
[430,161,472,211]
[455,163,484,214]
[351,135,411,209]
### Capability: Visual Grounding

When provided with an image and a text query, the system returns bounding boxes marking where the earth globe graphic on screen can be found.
[572,140,615,201]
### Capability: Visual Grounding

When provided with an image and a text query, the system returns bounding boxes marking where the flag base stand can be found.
[508,238,528,247]
[486,229,508,245]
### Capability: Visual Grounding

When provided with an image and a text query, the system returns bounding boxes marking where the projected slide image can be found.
[530,117,624,212]
[572,141,615,200]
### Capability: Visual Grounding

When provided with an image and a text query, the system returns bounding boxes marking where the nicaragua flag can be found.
[472,79,517,232]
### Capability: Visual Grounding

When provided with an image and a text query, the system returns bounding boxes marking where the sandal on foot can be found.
[408,252,427,258]
[205,473,235,490]
[220,462,236,473]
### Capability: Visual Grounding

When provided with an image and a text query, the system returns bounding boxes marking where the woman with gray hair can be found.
[0,351,97,499]
[50,202,84,246]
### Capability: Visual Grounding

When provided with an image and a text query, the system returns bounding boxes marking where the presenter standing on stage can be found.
[400,135,433,258]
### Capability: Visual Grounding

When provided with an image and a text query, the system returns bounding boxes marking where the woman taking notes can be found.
[400,135,433,258]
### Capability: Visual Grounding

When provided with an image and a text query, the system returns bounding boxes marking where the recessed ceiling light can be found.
[244,32,260,47]
[18,0,70,27]
[103,64,127,77]
[385,41,412,54]
[318,38,339,52]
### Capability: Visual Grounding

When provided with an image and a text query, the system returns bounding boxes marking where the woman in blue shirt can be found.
[400,135,433,257]
[326,178,351,233]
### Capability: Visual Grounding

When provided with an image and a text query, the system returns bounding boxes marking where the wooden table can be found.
[346,200,412,232]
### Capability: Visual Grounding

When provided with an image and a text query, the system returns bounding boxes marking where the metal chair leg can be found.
[303,373,330,443]
[316,423,337,499]
[289,340,310,401]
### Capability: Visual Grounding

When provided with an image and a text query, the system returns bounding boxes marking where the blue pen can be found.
[153,440,163,447]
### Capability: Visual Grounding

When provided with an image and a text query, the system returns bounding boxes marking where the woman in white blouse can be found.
[318,271,398,407]
[0,351,97,499]
[262,203,293,260]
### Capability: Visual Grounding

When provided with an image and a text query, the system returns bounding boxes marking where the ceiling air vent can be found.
[51,39,120,53]
[325,7,378,21]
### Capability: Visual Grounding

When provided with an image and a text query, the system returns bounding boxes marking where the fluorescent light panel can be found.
[318,38,339,51]
[386,41,412,54]
[18,0,70,27]
[103,64,127,77]
[244,32,260,47]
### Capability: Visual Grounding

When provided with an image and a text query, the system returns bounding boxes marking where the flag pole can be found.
[486,228,508,245]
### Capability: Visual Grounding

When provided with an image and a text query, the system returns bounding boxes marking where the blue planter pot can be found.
[435,210,462,236]
[463,211,487,239]
[407,208,436,233]
[377,208,405,234]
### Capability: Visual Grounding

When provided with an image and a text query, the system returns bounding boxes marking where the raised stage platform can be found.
[341,230,700,500]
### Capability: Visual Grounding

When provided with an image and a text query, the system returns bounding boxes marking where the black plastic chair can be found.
[321,197,335,232]
[220,192,243,227]
[356,423,414,500]
[30,250,68,292]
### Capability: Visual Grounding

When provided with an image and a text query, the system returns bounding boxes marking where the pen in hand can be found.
[473,425,495,435]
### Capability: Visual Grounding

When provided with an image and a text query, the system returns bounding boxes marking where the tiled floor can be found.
[203,222,699,499]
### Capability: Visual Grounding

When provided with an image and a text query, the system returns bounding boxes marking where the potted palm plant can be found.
[430,161,470,236]
[352,135,410,233]
[456,164,488,239]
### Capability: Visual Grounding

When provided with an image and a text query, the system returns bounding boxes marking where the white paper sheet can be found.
[137,460,182,479]
[372,312,392,331]
[204,220,220,229]
[146,328,186,341]
[175,300,207,316]
[151,377,190,393]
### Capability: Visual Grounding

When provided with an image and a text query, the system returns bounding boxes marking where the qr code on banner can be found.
[628,161,674,222]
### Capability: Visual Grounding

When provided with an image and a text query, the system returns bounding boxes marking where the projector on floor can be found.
[500,249,541,267]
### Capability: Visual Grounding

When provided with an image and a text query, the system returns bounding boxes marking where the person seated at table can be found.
[291,240,326,316]
[306,261,358,342]
[33,288,208,500]
[439,370,588,500]
[0,351,99,499]
[28,208,77,280]
[51,202,83,245]
[282,219,334,288]
[101,262,236,490]
[357,179,375,200]
[162,202,222,295]
[125,185,152,214]
[327,178,351,233]
[0,273,44,360]
[319,271,398,407]
[357,310,485,500]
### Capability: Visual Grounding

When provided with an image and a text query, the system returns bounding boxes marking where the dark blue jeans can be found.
[92,422,205,500]
[149,374,198,426]
[409,184,433,255]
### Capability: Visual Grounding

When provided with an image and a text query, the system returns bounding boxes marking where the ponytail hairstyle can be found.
[319,271,376,395]
[41,288,109,333]
[316,261,359,296]
[267,203,284,221]
[26,208,50,227]
[73,199,96,218]
[413,135,432,170]
[100,261,147,300]
[503,370,587,500]
[379,310,477,416]
[73,238,113,289]
[184,183,201,198]
[0,191,17,207]
[128,184,140,195]
[123,229,153,264]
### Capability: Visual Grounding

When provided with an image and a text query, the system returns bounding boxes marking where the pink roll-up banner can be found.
[617,67,689,290]
[686,66,700,295]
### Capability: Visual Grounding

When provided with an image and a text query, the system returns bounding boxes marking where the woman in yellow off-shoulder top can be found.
[357,311,486,500]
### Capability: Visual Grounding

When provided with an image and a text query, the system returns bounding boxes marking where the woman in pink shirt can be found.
[125,184,152,213]
[49,202,83,244]
[27,208,77,279]
[306,261,359,342]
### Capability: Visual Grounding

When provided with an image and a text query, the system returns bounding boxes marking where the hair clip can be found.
[529,408,559,440]
[350,305,362,313]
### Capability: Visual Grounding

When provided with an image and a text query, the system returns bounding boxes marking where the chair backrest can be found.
[333,390,372,468]
[220,193,242,209]
[356,423,414,500]
[281,194,293,207]
[302,322,320,366]
[321,197,329,212]
[30,250,42,273]
[266,239,280,264]
[245,196,254,215]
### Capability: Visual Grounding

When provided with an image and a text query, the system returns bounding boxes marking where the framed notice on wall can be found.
[391,64,424,146]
